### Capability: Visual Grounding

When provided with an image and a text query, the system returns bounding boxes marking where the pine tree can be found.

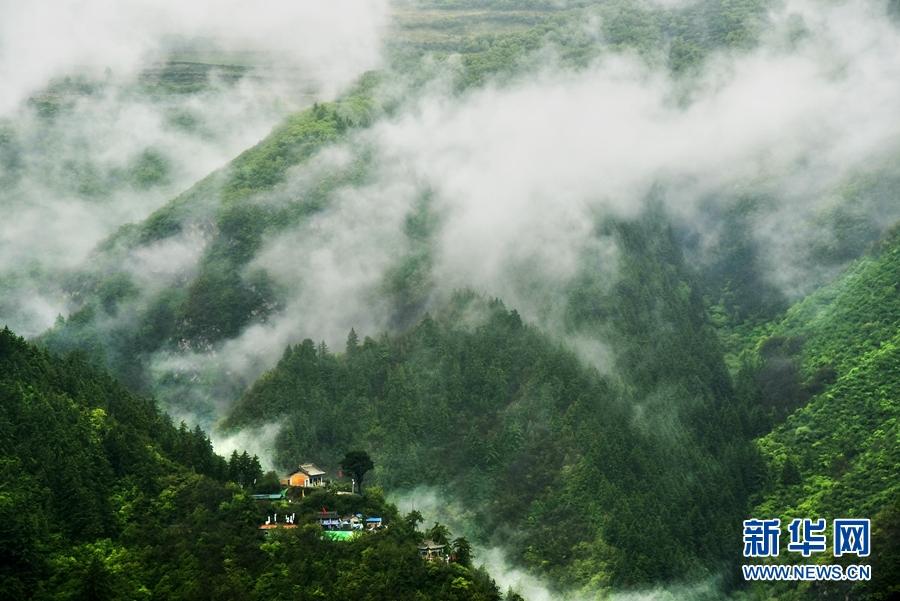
[346,328,359,355]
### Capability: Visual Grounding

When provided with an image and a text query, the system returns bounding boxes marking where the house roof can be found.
[287,462,326,478]
[251,490,287,501]
[418,540,446,550]
[300,463,326,476]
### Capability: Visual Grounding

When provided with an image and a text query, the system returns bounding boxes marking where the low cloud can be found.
[372,0,900,307]
[8,0,899,442]
[0,0,390,114]
[0,0,391,337]
[0,77,296,336]
[479,547,724,601]
[391,486,725,600]
[139,0,900,423]
[209,422,282,471]
[256,0,900,349]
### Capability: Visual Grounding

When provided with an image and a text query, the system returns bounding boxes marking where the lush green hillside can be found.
[218,212,900,599]
[736,228,900,600]
[40,78,381,398]
[0,328,505,601]
[13,1,899,599]
[1,325,226,597]
[41,0,775,404]
[223,212,759,593]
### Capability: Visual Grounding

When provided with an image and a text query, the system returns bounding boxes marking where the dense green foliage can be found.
[40,74,384,409]
[0,328,505,600]
[223,211,760,593]
[42,0,776,398]
[734,228,900,600]
[219,208,898,599]
[9,2,898,599]
[0,326,224,595]
[340,450,375,492]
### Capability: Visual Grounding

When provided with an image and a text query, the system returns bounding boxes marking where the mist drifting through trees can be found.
[1,1,898,600]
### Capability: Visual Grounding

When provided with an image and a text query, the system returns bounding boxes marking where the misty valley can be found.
[1,1,899,600]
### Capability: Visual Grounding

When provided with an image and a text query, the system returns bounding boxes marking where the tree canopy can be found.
[340,450,375,493]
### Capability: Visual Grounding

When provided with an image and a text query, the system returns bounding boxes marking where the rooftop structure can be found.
[281,462,327,496]
[418,539,448,562]
[251,489,287,501]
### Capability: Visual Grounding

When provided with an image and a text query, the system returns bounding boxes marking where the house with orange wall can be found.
[281,463,326,488]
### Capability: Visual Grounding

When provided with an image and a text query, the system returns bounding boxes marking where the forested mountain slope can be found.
[38,79,381,402]
[1,326,229,597]
[0,328,504,601]
[736,227,900,600]
[8,1,900,599]
[223,211,759,593]
[39,0,777,419]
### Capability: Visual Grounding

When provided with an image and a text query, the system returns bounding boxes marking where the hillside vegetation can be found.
[42,0,775,405]
[737,228,900,600]
[7,1,899,599]
[224,212,760,592]
[0,328,505,601]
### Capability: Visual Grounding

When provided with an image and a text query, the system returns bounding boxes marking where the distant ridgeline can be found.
[0,328,506,601]
[39,0,774,414]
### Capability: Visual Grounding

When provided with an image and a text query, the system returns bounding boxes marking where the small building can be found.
[282,463,327,489]
[251,489,287,501]
[365,516,383,530]
[317,510,341,530]
[341,514,364,530]
[418,540,448,562]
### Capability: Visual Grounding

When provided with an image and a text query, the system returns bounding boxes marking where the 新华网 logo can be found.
[741,518,872,582]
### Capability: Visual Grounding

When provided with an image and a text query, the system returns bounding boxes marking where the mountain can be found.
[38,0,777,415]
[1,325,227,597]
[222,210,760,592]
[4,1,900,599]
[736,226,900,600]
[0,327,505,601]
